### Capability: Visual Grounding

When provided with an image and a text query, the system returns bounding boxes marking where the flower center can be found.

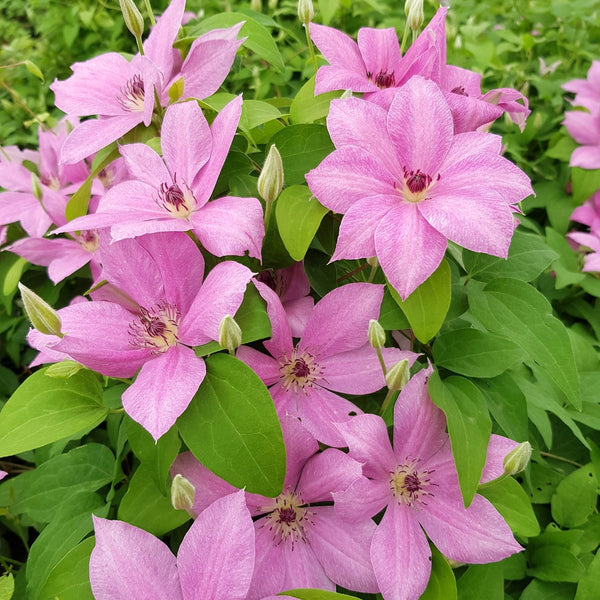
[390,459,436,508]
[367,69,396,89]
[156,181,196,218]
[129,302,181,353]
[398,167,439,203]
[77,229,100,253]
[118,74,145,112]
[40,173,61,191]
[279,348,324,393]
[451,85,468,96]
[259,490,312,548]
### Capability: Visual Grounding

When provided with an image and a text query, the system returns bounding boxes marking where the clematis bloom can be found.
[334,366,524,600]
[306,76,533,299]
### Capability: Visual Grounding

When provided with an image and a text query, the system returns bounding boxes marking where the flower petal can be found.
[236,345,282,387]
[357,27,402,81]
[119,143,170,188]
[252,279,293,359]
[480,434,519,484]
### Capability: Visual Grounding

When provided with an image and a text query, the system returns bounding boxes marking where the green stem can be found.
[539,451,583,468]
[0,77,50,132]
[304,23,318,73]
[264,200,274,229]
[400,21,411,54]
[368,263,378,283]
[375,346,387,378]
[379,388,397,416]
[143,0,156,26]
[135,35,145,56]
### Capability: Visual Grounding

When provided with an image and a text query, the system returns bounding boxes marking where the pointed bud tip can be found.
[368,319,386,349]
[18,282,63,337]
[171,474,196,511]
[298,0,314,24]
[218,314,243,353]
[503,441,532,476]
[119,0,145,42]
[385,359,411,391]
[257,144,284,205]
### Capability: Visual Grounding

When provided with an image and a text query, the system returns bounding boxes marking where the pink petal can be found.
[297,448,363,503]
[333,475,390,522]
[300,283,384,358]
[314,65,378,95]
[371,502,432,600]
[236,346,282,387]
[571,145,600,169]
[191,195,264,260]
[387,76,453,175]
[322,345,413,395]
[336,413,396,479]
[393,367,449,464]
[122,346,206,440]
[179,261,252,345]
[480,434,519,484]
[178,491,254,600]
[90,515,182,600]
[306,146,396,215]
[444,92,503,133]
[375,203,447,300]
[119,143,170,188]
[161,101,212,184]
[357,28,402,81]
[0,192,52,237]
[252,280,293,359]
[308,506,379,593]
[110,217,192,241]
[284,296,313,338]
[192,96,243,202]
[0,163,36,190]
[171,452,238,515]
[440,131,503,167]
[330,194,397,261]
[563,111,600,146]
[326,97,401,176]
[181,34,244,101]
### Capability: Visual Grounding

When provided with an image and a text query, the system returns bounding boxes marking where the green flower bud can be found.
[257,144,284,205]
[503,441,532,476]
[171,474,195,511]
[298,0,314,25]
[339,89,353,100]
[218,314,242,353]
[31,172,43,201]
[405,0,424,31]
[368,319,386,350]
[18,282,63,337]
[366,256,379,269]
[119,0,145,43]
[250,0,262,12]
[385,359,410,391]
[46,360,83,378]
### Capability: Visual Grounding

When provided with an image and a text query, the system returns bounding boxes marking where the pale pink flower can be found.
[563,109,600,169]
[562,60,600,112]
[306,76,533,299]
[53,98,264,260]
[334,366,523,600]
[237,281,416,446]
[27,232,253,439]
[172,416,379,597]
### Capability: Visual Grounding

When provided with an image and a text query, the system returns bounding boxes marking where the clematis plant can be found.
[334,366,523,600]
[307,76,533,299]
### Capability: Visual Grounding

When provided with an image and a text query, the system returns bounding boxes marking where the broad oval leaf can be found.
[289,76,341,124]
[178,353,286,497]
[551,464,598,529]
[420,545,457,600]
[0,368,108,457]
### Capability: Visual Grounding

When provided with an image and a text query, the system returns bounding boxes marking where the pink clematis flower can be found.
[563,109,600,169]
[51,0,244,163]
[172,416,379,597]
[562,60,600,112]
[53,98,264,260]
[334,366,523,600]
[237,281,416,446]
[27,232,253,439]
[90,491,296,600]
[306,76,533,300]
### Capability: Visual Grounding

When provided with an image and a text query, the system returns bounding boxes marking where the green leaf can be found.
[38,537,94,600]
[24,60,44,82]
[551,464,598,528]
[520,580,577,600]
[117,464,189,536]
[457,563,503,600]
[429,372,491,508]
[463,229,558,283]
[528,545,586,582]
[184,13,284,70]
[575,548,600,600]
[26,491,106,600]
[388,259,451,343]
[421,545,457,600]
[0,368,108,456]
[468,278,580,409]
[0,573,14,600]
[10,443,114,522]
[276,185,329,260]
[289,76,341,124]
[433,328,524,378]
[282,590,360,600]
[178,353,286,497]
[239,100,282,133]
[378,288,410,330]
[572,167,600,205]
[479,477,540,538]
[0,252,27,307]
[269,124,334,186]
[317,0,341,24]
[126,418,180,495]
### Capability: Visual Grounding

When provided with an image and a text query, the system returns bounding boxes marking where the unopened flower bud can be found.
[366,256,379,269]
[257,145,284,205]
[18,282,63,337]
[405,0,424,32]
[171,474,195,511]
[250,0,262,12]
[368,320,386,349]
[340,89,353,100]
[503,441,532,476]
[298,0,314,24]
[46,360,83,378]
[385,359,410,391]
[218,314,242,353]
[31,173,43,201]
[119,0,145,43]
